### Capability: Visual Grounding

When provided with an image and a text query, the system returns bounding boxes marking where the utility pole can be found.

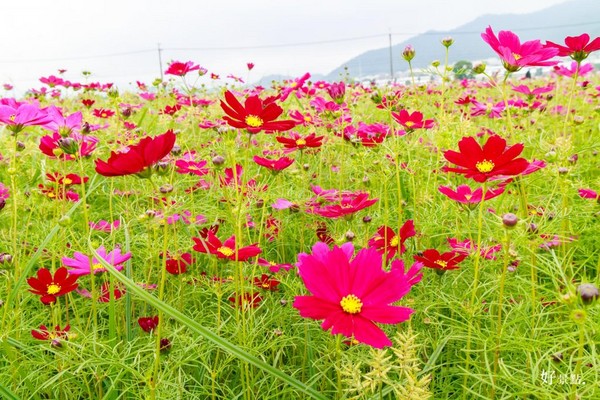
[157,43,164,81]
[388,31,394,83]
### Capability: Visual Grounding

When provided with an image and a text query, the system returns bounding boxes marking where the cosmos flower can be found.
[367,221,416,262]
[276,131,324,152]
[413,249,467,271]
[220,90,296,133]
[253,155,295,171]
[31,324,71,341]
[94,130,176,177]
[545,33,600,62]
[293,242,422,348]
[62,246,132,276]
[92,108,115,119]
[163,252,194,275]
[438,184,505,204]
[391,109,434,133]
[138,316,159,333]
[39,132,99,160]
[27,267,79,305]
[442,135,529,183]
[481,26,558,72]
[253,274,281,291]
[470,100,505,119]
[0,103,52,133]
[165,60,201,76]
[192,231,261,262]
[89,219,121,232]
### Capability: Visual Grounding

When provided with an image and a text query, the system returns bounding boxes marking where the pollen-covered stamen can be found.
[405,121,415,128]
[244,115,263,128]
[62,178,73,185]
[389,235,399,247]
[295,139,306,147]
[9,114,16,122]
[475,159,495,173]
[512,53,522,61]
[91,263,105,271]
[434,260,448,269]
[46,283,61,294]
[340,294,363,314]
[217,247,235,257]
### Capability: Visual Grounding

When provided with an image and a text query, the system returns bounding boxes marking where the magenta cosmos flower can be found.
[481,26,558,72]
[62,246,132,276]
[293,242,423,348]
[545,33,600,62]
[165,61,201,76]
[0,103,52,133]
[438,184,505,204]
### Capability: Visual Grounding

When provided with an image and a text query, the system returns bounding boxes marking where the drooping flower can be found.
[165,60,201,76]
[279,72,311,101]
[553,61,594,78]
[438,184,505,204]
[62,246,132,276]
[27,267,79,305]
[257,258,294,273]
[220,90,296,133]
[31,324,71,341]
[39,132,98,160]
[138,316,159,333]
[448,238,501,260]
[94,130,176,177]
[367,221,415,262]
[253,155,295,171]
[579,188,599,201]
[293,242,422,348]
[481,26,558,72]
[192,231,261,262]
[413,249,467,271]
[442,135,529,183]
[545,33,600,62]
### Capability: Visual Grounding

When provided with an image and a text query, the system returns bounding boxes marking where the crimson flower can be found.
[46,172,88,186]
[81,99,95,108]
[545,33,600,62]
[175,159,208,176]
[229,293,262,309]
[98,282,125,303]
[94,130,176,177]
[481,26,558,72]
[27,267,78,305]
[192,230,261,262]
[307,192,378,219]
[368,221,415,262]
[92,108,115,119]
[391,109,434,133]
[257,258,293,273]
[31,324,70,341]
[253,274,281,291]
[579,188,599,201]
[438,184,505,204]
[253,155,295,171]
[138,316,159,333]
[165,61,200,76]
[413,249,467,271]
[220,90,296,133]
[293,242,422,348]
[164,252,193,275]
[442,135,529,183]
[276,131,323,152]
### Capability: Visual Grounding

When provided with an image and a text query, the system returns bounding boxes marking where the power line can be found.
[0,49,156,64]
[394,20,600,36]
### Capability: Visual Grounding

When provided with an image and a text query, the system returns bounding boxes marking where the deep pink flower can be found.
[481,26,558,72]
[391,109,434,133]
[44,106,82,136]
[470,100,505,118]
[89,219,120,232]
[39,132,99,160]
[553,61,594,78]
[293,242,422,348]
[279,72,311,101]
[257,258,294,273]
[545,33,600,62]
[165,61,201,76]
[62,246,131,276]
[92,108,115,119]
[253,155,295,171]
[448,238,501,261]
[579,188,599,201]
[307,192,378,219]
[175,159,208,176]
[0,103,52,133]
[438,184,505,204]
[367,221,416,262]
[192,231,261,262]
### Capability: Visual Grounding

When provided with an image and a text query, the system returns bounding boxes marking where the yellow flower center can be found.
[245,115,263,127]
[296,139,306,146]
[340,294,363,314]
[63,178,73,185]
[101,112,107,118]
[389,235,399,247]
[47,192,56,198]
[52,148,64,157]
[217,247,234,257]
[261,283,271,289]
[304,116,312,122]
[513,53,522,61]
[475,159,495,173]
[291,82,297,88]
[486,103,494,110]
[405,121,415,128]
[9,114,16,122]
[47,283,61,294]
[434,260,448,269]
[92,263,104,271]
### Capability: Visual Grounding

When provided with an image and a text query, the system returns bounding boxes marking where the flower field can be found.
[0,28,599,399]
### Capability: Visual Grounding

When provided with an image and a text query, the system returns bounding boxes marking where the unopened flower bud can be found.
[527,223,538,234]
[303,163,310,171]
[51,338,63,348]
[154,161,170,175]
[121,107,132,118]
[81,122,90,135]
[568,154,578,164]
[170,144,182,156]
[212,155,225,166]
[552,352,563,363]
[502,213,518,228]
[441,36,454,47]
[0,199,5,212]
[573,115,584,125]
[16,141,25,151]
[402,45,415,62]
[57,138,79,155]
[577,283,599,304]
[362,215,372,223]
[159,184,173,194]
[0,253,12,264]
[472,63,486,74]
[431,60,441,68]
[345,230,355,242]
[159,338,172,352]
[558,167,568,175]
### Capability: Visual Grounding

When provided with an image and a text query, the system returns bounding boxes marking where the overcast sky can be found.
[0,0,571,93]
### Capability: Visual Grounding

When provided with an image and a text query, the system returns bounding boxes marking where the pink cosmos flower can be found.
[279,73,311,101]
[481,26,559,72]
[343,122,390,147]
[0,182,9,201]
[512,84,554,100]
[306,192,378,219]
[62,246,132,276]
[0,103,52,133]
[253,155,295,171]
[89,220,121,232]
[438,184,505,204]
[470,100,505,118]
[578,188,599,201]
[367,221,416,262]
[293,242,422,348]
[448,238,501,261]
[44,106,83,136]
[545,33,600,62]
[391,109,434,133]
[553,61,594,78]
[175,159,209,176]
[165,61,201,76]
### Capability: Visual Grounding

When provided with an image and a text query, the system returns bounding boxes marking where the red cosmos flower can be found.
[368,221,416,262]
[413,249,467,271]
[257,258,294,273]
[81,99,95,108]
[175,159,208,176]
[442,135,529,183]
[391,109,434,133]
[46,172,88,186]
[38,184,79,202]
[579,188,599,201]
[27,267,78,305]
[165,60,200,76]
[307,192,378,219]
[92,108,115,119]
[293,242,422,348]
[253,274,281,291]
[545,33,600,62]
[97,282,125,303]
[31,324,70,341]
[253,155,295,171]
[247,62,255,71]
[229,292,262,309]
[161,104,182,116]
[164,252,194,275]
[220,90,296,133]
[39,132,99,160]
[438,184,505,204]
[481,26,558,72]
[192,230,261,262]
[94,130,176,177]
[276,131,323,152]
[138,316,159,333]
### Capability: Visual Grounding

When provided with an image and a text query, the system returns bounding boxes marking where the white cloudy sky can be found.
[0,0,571,93]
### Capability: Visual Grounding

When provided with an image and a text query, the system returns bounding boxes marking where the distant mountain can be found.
[327,0,600,80]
